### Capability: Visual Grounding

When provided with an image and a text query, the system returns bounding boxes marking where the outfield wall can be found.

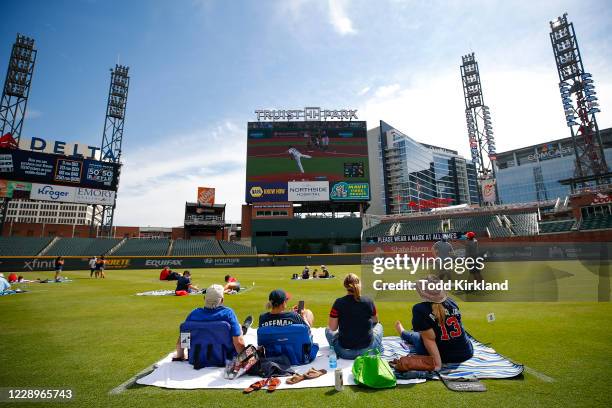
[0,253,363,273]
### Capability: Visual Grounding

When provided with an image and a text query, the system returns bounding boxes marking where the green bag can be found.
[352,349,397,389]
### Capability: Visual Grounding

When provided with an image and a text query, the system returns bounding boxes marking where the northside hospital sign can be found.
[255,107,358,121]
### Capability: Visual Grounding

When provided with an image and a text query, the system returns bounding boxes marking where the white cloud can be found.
[358,86,371,96]
[114,121,246,227]
[25,109,42,119]
[328,0,356,35]
[374,84,400,99]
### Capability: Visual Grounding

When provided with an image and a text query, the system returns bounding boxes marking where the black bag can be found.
[247,354,296,378]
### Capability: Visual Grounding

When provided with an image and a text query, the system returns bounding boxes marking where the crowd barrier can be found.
[0,253,363,273]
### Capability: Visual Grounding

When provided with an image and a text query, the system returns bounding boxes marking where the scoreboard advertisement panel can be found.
[245,121,370,203]
[0,148,120,191]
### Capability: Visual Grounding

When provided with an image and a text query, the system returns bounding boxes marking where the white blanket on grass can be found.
[136,327,424,389]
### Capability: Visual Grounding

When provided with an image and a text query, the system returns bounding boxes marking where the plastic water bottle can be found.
[329,349,337,369]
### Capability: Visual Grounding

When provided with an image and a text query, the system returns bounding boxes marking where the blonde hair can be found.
[431,303,446,325]
[344,273,361,301]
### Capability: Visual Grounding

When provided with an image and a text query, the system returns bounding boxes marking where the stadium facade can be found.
[5,201,94,226]
[367,120,479,215]
[495,128,612,204]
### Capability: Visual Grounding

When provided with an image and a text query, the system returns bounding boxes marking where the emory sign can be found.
[255,107,358,121]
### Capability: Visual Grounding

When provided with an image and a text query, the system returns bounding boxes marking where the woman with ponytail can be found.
[325,273,383,359]
[394,275,473,370]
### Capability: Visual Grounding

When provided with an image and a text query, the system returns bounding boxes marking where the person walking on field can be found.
[54,257,64,281]
[89,256,97,278]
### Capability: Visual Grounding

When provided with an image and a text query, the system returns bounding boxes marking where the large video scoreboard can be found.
[245,121,370,203]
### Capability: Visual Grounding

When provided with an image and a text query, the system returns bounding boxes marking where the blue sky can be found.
[2,0,611,226]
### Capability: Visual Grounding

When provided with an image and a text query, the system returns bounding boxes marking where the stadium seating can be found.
[113,239,170,256]
[580,214,612,231]
[219,241,256,255]
[398,219,442,235]
[362,222,395,237]
[450,215,495,233]
[539,220,576,234]
[508,213,539,236]
[46,237,121,256]
[172,239,224,256]
[0,236,53,256]
[486,221,512,237]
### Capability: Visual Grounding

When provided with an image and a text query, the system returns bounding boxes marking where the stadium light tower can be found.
[460,53,498,204]
[93,64,130,237]
[549,13,609,188]
[0,34,37,143]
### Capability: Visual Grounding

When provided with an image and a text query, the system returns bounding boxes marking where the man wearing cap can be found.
[394,276,473,370]
[259,289,315,328]
[173,284,252,360]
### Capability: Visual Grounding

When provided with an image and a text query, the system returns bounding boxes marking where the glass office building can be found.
[367,121,479,215]
[495,128,612,204]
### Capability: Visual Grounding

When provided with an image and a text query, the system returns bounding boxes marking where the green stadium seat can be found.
[46,238,121,256]
[113,239,170,256]
[172,239,224,256]
[0,237,53,256]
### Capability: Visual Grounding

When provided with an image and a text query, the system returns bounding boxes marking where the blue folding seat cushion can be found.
[257,324,319,365]
[179,320,236,369]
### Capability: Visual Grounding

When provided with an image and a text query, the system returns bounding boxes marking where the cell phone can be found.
[297,300,305,313]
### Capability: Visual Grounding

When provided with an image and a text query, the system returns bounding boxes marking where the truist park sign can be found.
[255,107,358,121]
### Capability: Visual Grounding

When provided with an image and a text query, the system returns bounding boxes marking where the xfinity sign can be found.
[255,107,358,121]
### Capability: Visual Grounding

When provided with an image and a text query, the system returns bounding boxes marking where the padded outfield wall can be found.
[0,254,362,273]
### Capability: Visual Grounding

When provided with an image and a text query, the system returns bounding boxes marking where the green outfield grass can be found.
[1,264,611,408]
[247,157,369,181]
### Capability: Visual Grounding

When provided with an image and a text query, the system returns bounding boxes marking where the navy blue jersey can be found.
[176,276,191,291]
[330,295,377,349]
[411,298,473,363]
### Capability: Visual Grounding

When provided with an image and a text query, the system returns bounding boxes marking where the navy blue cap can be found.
[269,289,291,306]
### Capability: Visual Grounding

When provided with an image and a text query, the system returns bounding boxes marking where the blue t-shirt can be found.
[411,298,473,363]
[185,306,242,337]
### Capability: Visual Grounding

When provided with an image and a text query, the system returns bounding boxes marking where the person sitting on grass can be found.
[223,274,241,294]
[301,266,310,280]
[312,269,319,279]
[175,271,199,296]
[259,289,314,329]
[321,265,330,278]
[326,273,383,359]
[0,273,16,295]
[54,256,64,281]
[394,275,473,370]
[173,284,252,361]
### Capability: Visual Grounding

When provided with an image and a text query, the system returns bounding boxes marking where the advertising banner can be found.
[330,181,370,201]
[197,187,215,205]
[29,183,116,205]
[288,181,329,201]
[30,183,77,202]
[0,148,120,190]
[0,180,9,198]
[481,179,496,204]
[74,188,116,205]
[246,182,288,202]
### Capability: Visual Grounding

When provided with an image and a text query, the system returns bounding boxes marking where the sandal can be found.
[243,379,268,394]
[303,367,327,379]
[267,377,281,393]
[171,356,188,362]
[285,373,306,385]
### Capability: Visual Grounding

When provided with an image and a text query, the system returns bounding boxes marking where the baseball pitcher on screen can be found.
[287,146,312,173]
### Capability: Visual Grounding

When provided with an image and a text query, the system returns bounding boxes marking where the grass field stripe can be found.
[524,366,555,383]
[109,363,157,395]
